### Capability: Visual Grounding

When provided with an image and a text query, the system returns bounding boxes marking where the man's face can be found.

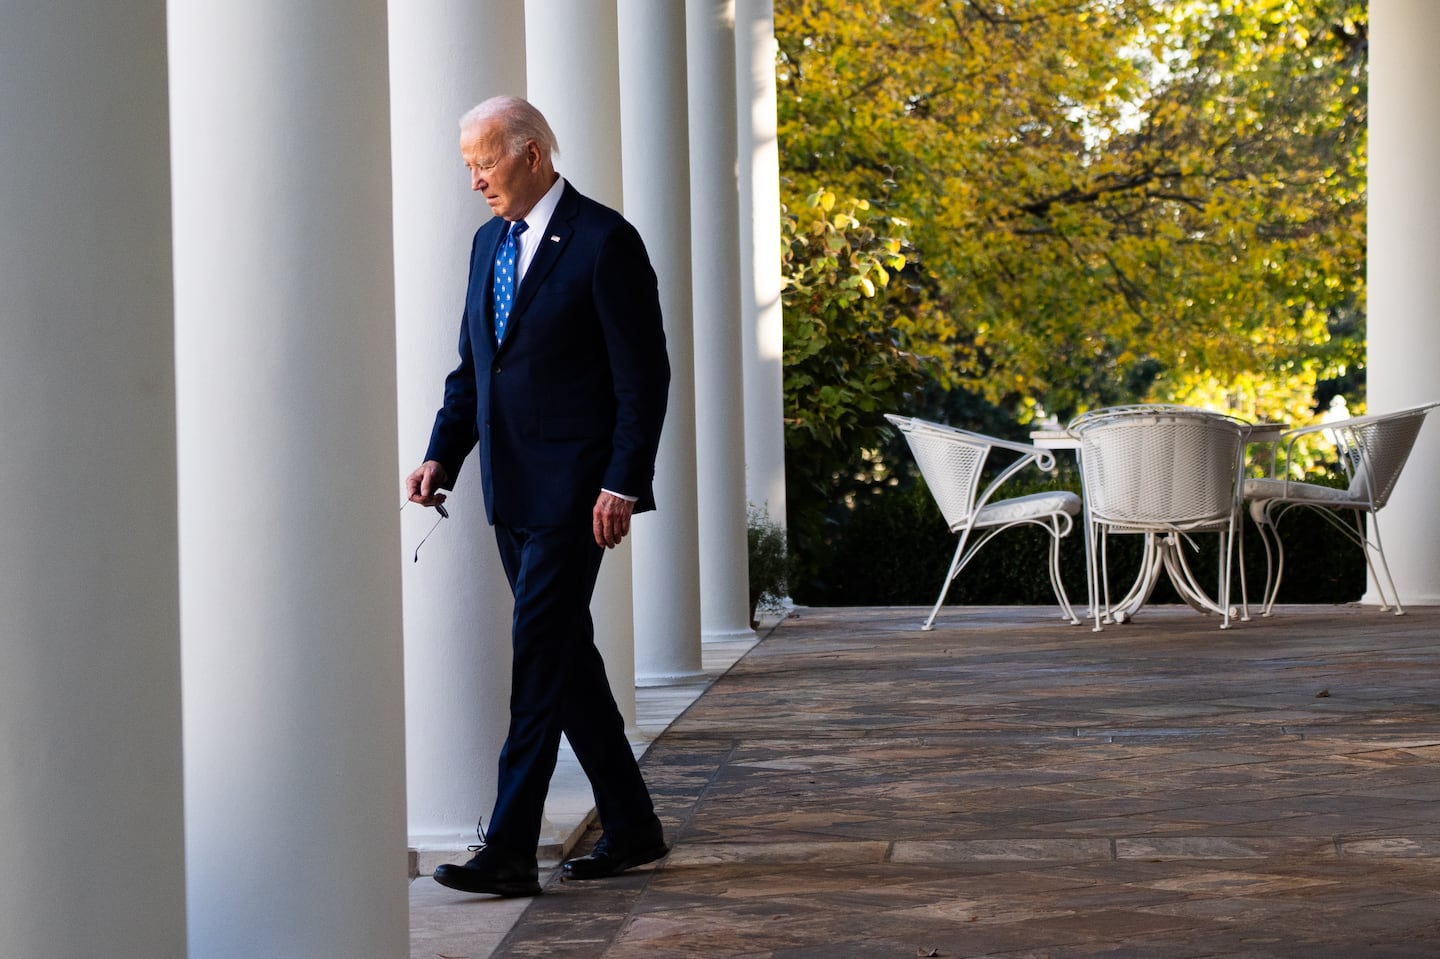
[460,120,544,221]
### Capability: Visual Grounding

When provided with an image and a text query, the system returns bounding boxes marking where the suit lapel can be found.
[501,185,578,345]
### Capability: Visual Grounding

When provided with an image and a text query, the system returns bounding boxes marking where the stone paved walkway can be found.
[447,604,1440,958]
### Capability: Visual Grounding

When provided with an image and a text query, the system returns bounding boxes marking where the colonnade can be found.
[2,2,1435,957]
[3,0,784,955]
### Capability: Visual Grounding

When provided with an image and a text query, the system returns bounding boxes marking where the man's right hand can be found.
[406,460,450,508]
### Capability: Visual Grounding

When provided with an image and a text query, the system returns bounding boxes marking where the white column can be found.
[1367,0,1440,604]
[390,0,527,856]
[524,0,640,732]
[736,0,789,529]
[689,0,758,640]
[169,2,409,957]
[619,0,707,684]
[525,0,624,208]
[0,5,185,957]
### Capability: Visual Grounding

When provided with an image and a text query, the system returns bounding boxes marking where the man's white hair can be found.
[459,96,560,160]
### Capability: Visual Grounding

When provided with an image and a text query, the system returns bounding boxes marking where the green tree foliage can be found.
[775,0,1367,592]
[780,190,935,553]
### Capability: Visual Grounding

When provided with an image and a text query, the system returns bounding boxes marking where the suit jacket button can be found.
[492,364,502,374]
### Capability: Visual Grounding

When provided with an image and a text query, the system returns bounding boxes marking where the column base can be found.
[1363,590,1440,607]
[702,625,758,642]
[635,669,709,688]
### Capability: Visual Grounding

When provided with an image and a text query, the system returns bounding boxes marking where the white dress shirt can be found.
[512,175,565,287]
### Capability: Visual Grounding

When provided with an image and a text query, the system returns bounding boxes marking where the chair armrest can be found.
[898,417,1061,473]
[1272,400,1440,451]
[1266,422,1330,481]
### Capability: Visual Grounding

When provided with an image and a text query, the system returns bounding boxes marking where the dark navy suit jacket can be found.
[426,183,670,527]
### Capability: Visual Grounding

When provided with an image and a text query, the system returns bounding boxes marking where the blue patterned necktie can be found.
[493,219,528,343]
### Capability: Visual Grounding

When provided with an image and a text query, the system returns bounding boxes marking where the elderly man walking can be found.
[406,95,671,897]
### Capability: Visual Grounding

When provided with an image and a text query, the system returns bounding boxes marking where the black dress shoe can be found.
[562,830,670,881]
[433,846,541,897]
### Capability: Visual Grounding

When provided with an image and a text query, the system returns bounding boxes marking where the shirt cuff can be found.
[602,488,638,503]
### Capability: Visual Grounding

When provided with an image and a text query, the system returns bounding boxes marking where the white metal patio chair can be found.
[1069,408,1252,631]
[885,414,1082,630]
[1243,400,1440,616]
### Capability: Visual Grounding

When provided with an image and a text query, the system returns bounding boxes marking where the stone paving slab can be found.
[428,604,1440,958]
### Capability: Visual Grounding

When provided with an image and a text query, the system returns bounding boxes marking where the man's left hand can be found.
[592,492,635,549]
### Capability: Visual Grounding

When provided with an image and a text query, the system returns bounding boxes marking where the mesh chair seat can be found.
[886,414,1081,630]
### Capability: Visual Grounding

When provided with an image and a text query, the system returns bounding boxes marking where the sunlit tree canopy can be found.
[775,0,1367,576]
[778,0,1365,414]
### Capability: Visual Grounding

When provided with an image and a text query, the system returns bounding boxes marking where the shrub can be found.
[748,504,793,626]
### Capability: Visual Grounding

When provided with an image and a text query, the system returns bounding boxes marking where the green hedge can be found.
[796,474,1366,608]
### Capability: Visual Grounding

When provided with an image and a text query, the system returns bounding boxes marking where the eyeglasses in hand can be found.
[401,499,449,562]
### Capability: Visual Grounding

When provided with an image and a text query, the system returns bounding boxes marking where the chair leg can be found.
[1258,508,1287,616]
[1360,512,1405,615]
[1088,524,1107,633]
[922,536,968,631]
[1250,508,1279,617]
[1236,517,1250,622]
[1217,529,1232,629]
[1078,506,1098,623]
[1047,520,1080,625]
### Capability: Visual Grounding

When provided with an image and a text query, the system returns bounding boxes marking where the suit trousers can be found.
[484,522,659,854]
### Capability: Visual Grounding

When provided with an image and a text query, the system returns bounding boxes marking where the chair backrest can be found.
[1067,403,1201,431]
[886,415,988,531]
[1072,410,1249,529]
[1331,403,1438,509]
